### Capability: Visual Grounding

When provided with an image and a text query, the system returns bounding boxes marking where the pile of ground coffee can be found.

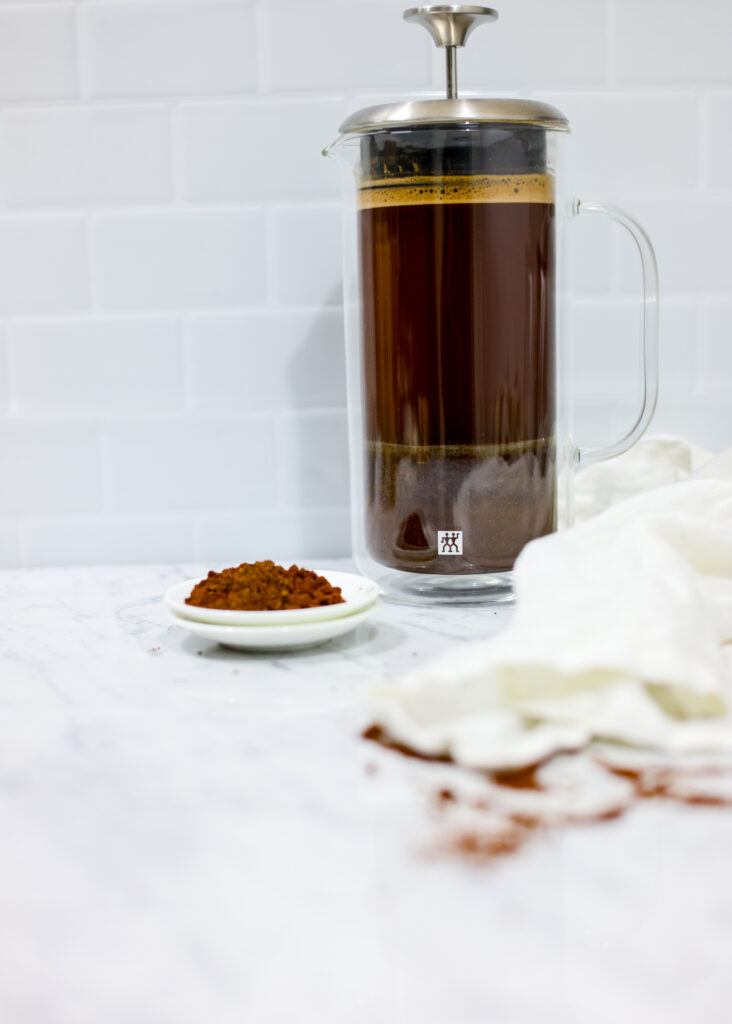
[185,560,345,611]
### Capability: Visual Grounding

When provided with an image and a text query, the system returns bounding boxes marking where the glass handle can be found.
[572,198,659,467]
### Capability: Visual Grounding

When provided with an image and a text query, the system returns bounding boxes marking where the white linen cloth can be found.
[369,437,732,771]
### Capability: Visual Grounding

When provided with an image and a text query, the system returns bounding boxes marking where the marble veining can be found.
[0,560,730,1023]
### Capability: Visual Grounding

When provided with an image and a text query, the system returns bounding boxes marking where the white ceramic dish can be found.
[164,569,380,626]
[168,603,377,651]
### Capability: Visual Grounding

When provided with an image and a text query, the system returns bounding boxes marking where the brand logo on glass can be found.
[438,530,463,555]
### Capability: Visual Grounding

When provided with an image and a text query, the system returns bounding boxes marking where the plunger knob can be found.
[403,5,498,98]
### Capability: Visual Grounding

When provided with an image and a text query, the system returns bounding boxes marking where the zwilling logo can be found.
[437,530,463,555]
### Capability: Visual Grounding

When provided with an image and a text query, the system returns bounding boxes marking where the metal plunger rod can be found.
[445,45,458,98]
[404,6,499,98]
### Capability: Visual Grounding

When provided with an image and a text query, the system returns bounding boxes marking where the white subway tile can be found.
[700,93,732,189]
[102,416,277,514]
[190,310,345,412]
[567,212,614,296]
[269,206,342,306]
[613,0,732,84]
[0,4,77,101]
[577,397,729,455]
[194,507,350,564]
[0,329,7,413]
[0,106,174,207]
[20,516,195,568]
[277,410,349,507]
[458,0,606,88]
[571,297,698,405]
[0,421,102,517]
[0,1,726,557]
[700,300,732,398]
[571,299,640,402]
[0,522,20,568]
[613,198,732,294]
[572,397,638,455]
[576,400,717,456]
[656,300,700,401]
[645,399,730,454]
[537,93,698,190]
[346,89,440,114]
[0,217,90,315]
[11,318,185,414]
[181,98,344,202]
[80,1,257,98]
[658,304,700,402]
[262,0,430,92]
[92,210,266,310]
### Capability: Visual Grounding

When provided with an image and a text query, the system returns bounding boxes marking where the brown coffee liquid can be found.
[359,173,556,574]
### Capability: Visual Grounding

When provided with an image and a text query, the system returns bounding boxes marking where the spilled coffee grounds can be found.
[186,560,345,611]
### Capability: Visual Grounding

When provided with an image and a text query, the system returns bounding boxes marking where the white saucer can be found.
[168,603,377,651]
[165,569,380,626]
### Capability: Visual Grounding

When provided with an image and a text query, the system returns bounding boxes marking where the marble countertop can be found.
[1,560,730,1024]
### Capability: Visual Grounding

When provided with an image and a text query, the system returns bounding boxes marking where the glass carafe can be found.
[325,5,658,605]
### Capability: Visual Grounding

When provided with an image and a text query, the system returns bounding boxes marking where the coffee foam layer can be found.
[357,173,554,210]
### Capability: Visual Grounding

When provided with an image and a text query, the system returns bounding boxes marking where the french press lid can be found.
[338,4,569,137]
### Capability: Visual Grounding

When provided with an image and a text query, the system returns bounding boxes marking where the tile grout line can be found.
[254,0,269,96]
[181,316,195,414]
[73,0,86,102]
[4,318,19,416]
[169,99,185,204]
[604,0,616,89]
[92,426,113,538]
[695,91,705,193]
[86,212,100,311]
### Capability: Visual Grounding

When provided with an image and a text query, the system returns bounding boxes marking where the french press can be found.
[325,4,658,604]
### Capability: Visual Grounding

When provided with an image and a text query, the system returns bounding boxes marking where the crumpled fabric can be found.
[573,433,712,522]
[368,437,732,771]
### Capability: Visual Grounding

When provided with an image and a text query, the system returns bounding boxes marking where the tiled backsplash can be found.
[0,0,729,567]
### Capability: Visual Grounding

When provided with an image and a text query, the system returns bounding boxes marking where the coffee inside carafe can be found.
[358,125,557,573]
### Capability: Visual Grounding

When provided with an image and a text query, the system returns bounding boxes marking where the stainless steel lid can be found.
[337,5,570,138]
[339,98,570,136]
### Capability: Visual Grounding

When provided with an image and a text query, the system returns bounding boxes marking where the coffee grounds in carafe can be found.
[358,126,556,574]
